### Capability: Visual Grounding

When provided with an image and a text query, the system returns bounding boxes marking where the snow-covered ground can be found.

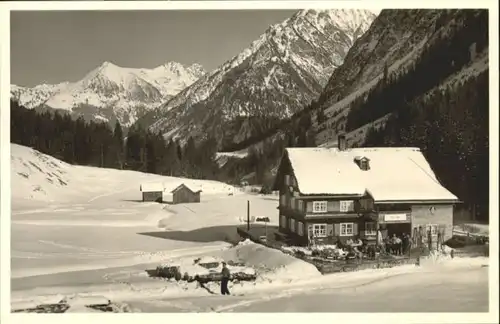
[10,144,491,314]
[11,145,274,277]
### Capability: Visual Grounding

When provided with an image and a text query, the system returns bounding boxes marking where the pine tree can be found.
[113,121,125,169]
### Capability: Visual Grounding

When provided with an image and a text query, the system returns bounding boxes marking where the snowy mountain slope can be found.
[10,61,206,128]
[313,9,488,145]
[11,143,234,205]
[137,9,376,147]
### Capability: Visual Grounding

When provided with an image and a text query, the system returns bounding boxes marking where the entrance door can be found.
[386,223,411,238]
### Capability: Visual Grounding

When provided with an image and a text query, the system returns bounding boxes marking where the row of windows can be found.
[280,197,357,213]
[280,215,377,238]
[309,223,354,237]
[280,195,304,210]
[312,200,355,213]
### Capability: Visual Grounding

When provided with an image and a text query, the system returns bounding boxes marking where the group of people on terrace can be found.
[331,232,412,260]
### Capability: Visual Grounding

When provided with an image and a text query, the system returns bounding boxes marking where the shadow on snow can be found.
[137,224,278,245]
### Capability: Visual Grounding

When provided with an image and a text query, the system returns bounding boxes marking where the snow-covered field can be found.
[9,144,491,314]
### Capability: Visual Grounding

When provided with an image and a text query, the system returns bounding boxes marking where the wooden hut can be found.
[140,182,164,203]
[169,184,202,204]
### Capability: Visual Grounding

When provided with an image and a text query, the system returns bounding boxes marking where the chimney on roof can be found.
[338,134,347,151]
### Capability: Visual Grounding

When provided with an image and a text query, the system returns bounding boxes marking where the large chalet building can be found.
[272,135,460,247]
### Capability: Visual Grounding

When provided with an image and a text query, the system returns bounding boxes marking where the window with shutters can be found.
[280,215,286,228]
[313,224,327,237]
[312,201,327,213]
[280,195,286,206]
[340,223,354,236]
[339,200,354,212]
[290,218,296,232]
[290,197,295,209]
[298,221,304,236]
[365,222,377,235]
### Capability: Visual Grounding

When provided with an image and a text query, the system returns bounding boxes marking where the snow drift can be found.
[220,240,322,282]
[155,240,321,285]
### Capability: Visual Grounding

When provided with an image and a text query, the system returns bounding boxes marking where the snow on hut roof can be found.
[163,182,202,193]
[285,147,459,202]
[140,182,164,192]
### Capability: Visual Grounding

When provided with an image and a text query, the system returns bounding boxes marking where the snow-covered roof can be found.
[140,182,164,192]
[163,182,202,194]
[284,147,459,202]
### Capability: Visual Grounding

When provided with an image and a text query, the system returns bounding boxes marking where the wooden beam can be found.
[299,195,364,200]
[375,200,462,204]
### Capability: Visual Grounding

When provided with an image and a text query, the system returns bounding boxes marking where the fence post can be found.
[247,200,250,231]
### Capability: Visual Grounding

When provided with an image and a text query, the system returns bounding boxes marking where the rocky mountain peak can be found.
[137,9,377,149]
[10,61,206,128]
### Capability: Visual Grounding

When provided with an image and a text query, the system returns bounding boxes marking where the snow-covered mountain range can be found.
[11,62,206,127]
[136,9,376,147]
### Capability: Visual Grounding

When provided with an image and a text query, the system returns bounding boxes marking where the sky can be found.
[10,10,299,87]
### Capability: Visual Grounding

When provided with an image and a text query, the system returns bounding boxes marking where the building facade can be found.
[272,136,459,247]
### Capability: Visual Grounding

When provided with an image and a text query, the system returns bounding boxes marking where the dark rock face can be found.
[313,9,487,145]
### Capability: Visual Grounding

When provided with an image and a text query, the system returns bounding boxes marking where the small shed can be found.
[169,183,202,204]
[140,182,164,203]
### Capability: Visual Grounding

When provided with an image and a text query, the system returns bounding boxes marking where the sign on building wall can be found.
[380,213,410,223]
[384,214,407,222]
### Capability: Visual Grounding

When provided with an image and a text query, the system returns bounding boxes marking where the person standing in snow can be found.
[220,262,231,295]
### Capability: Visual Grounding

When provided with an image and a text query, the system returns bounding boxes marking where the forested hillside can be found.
[363,70,489,221]
[11,100,220,180]
[345,10,488,132]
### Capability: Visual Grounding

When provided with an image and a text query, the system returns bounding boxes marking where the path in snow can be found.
[123,265,488,312]
[11,254,489,313]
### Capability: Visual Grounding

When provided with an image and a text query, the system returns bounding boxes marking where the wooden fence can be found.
[237,227,419,273]
[236,227,488,275]
[311,257,418,274]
